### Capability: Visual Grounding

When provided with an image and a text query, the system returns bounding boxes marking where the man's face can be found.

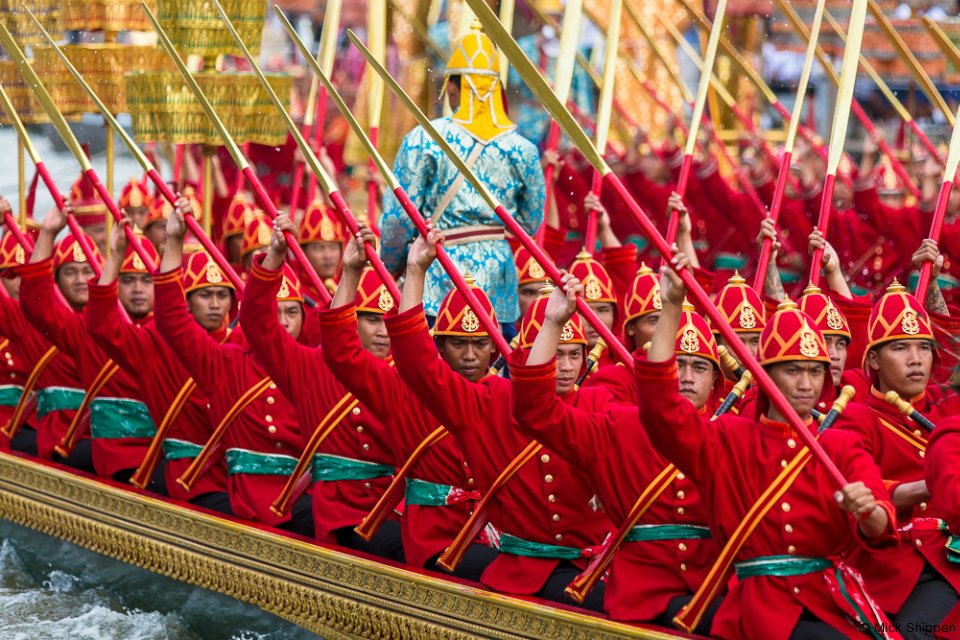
[555,344,584,395]
[437,335,495,382]
[242,248,267,273]
[767,361,827,420]
[639,155,667,184]
[1,273,21,300]
[225,235,243,264]
[118,272,154,319]
[302,241,342,280]
[187,286,232,331]
[868,340,934,399]
[677,355,718,410]
[824,334,849,388]
[625,312,660,351]
[86,223,108,256]
[57,262,94,309]
[584,301,615,349]
[144,222,168,254]
[358,312,390,359]
[518,283,543,318]
[277,300,303,340]
[126,206,149,230]
[719,333,761,361]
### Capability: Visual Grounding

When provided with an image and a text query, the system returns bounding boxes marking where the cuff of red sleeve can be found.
[153,267,182,287]
[600,245,637,266]
[315,303,357,327]
[508,352,556,384]
[635,353,678,384]
[88,280,119,299]
[249,255,283,282]
[385,303,428,338]
[864,499,900,548]
[17,257,53,280]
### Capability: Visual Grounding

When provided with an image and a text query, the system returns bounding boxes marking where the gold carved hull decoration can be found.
[0,452,683,639]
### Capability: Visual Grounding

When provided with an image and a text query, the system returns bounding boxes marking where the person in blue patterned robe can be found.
[380,21,545,329]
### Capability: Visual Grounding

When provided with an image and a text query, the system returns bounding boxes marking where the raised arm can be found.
[388,228,487,434]
[238,213,313,400]
[153,200,224,395]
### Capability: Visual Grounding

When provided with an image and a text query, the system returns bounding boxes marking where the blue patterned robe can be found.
[380,118,545,323]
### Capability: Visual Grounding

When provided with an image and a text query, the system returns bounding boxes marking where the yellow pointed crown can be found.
[445,19,500,78]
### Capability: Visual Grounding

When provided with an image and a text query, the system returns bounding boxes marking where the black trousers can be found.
[190,491,234,516]
[53,438,94,473]
[789,609,848,640]
[336,519,405,563]
[8,425,37,456]
[894,562,959,640]
[537,561,605,613]
[660,593,724,636]
[426,544,499,583]
[276,494,316,540]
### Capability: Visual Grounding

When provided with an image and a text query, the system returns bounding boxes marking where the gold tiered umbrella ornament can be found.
[0,1,60,224]
[124,0,292,235]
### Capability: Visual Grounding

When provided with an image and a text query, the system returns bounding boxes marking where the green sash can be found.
[311,454,395,483]
[0,385,24,408]
[625,524,713,543]
[162,438,204,461]
[734,554,831,579]
[89,397,157,439]
[36,386,85,418]
[714,253,748,272]
[498,532,584,561]
[226,448,298,476]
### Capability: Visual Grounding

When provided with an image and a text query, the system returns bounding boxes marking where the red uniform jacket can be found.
[19,259,151,477]
[636,356,897,640]
[834,386,960,624]
[84,281,226,502]
[511,355,719,622]
[239,262,395,542]
[386,304,612,595]
[0,292,81,459]
[317,302,477,567]
[582,360,635,405]
[0,331,28,451]
[153,269,302,526]
[925,415,960,533]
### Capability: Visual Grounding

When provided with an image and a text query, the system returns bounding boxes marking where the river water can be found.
[0,519,322,639]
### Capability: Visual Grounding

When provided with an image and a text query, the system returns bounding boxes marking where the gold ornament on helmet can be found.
[72,242,86,263]
[461,308,480,333]
[528,260,545,280]
[653,289,663,310]
[378,287,394,312]
[132,253,145,271]
[278,279,290,299]
[739,305,757,330]
[680,327,700,354]
[585,277,602,301]
[14,245,24,265]
[799,327,820,358]
[205,261,223,284]
[320,216,336,242]
[560,322,575,342]
[901,308,920,335]
[257,220,271,246]
[827,305,844,331]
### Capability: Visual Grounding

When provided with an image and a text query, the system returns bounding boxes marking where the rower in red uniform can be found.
[712,271,766,372]
[118,178,151,232]
[833,282,960,639]
[583,262,660,403]
[385,227,610,611]
[83,217,231,512]
[153,199,311,536]
[514,246,548,320]
[295,200,345,301]
[0,206,86,467]
[317,223,495,575]
[568,248,621,373]
[20,206,155,482]
[638,252,899,639]
[510,276,723,628]
[220,193,251,273]
[238,213,403,560]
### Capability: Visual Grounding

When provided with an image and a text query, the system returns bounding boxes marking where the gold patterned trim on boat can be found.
[0,452,684,640]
